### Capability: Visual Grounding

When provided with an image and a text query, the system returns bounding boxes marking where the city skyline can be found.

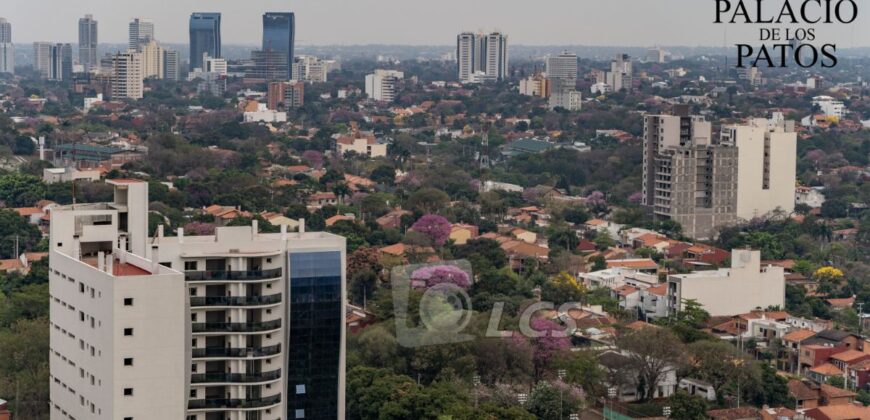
[6,0,869,47]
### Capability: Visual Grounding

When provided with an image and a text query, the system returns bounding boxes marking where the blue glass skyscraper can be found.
[189,13,221,71]
[262,12,295,79]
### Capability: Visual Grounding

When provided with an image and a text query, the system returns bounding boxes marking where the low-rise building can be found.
[667,249,785,317]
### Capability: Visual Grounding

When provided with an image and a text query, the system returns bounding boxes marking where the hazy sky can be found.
[6,0,870,47]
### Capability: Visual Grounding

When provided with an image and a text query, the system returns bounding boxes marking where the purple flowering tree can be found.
[410,265,471,289]
[302,150,323,169]
[628,191,643,204]
[512,317,571,381]
[411,214,452,246]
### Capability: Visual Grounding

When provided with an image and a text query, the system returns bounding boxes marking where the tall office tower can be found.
[607,54,633,91]
[546,52,579,110]
[49,180,348,420]
[642,106,738,240]
[262,12,295,79]
[78,15,98,71]
[365,69,403,102]
[646,47,666,63]
[139,39,163,79]
[247,49,289,83]
[36,43,72,81]
[162,49,181,81]
[189,13,221,71]
[481,32,508,81]
[128,18,154,52]
[456,32,476,82]
[0,18,11,74]
[111,52,143,99]
[456,31,508,83]
[546,51,577,81]
[721,115,797,220]
[33,42,53,78]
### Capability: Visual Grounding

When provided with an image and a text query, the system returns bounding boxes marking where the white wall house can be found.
[667,249,785,317]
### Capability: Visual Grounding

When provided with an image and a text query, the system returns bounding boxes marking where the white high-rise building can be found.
[162,49,181,81]
[139,39,163,79]
[78,15,98,72]
[546,52,577,81]
[203,53,227,75]
[811,95,846,120]
[607,54,633,91]
[33,42,53,78]
[292,55,335,83]
[456,31,508,83]
[720,116,797,221]
[365,69,403,102]
[111,52,143,99]
[128,18,154,52]
[49,179,348,420]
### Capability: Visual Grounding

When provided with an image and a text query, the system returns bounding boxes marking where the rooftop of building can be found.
[82,255,151,276]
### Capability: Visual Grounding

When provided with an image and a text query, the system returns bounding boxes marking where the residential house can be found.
[789,379,821,410]
[606,258,659,275]
[376,209,411,230]
[307,192,338,208]
[335,132,387,158]
[203,205,251,226]
[325,214,356,227]
[808,363,845,384]
[449,224,479,245]
[707,407,762,420]
[679,378,716,401]
[598,350,678,402]
[800,345,849,373]
[804,405,870,420]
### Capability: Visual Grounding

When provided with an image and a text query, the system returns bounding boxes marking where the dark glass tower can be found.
[287,251,342,420]
[262,12,295,79]
[189,12,221,71]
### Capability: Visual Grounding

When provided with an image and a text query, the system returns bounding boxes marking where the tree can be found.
[616,327,685,401]
[814,266,844,283]
[687,340,750,403]
[525,381,583,420]
[0,173,46,207]
[370,164,396,185]
[452,238,507,274]
[350,268,378,305]
[406,188,450,213]
[541,272,587,305]
[517,318,571,381]
[548,229,579,252]
[588,255,607,271]
[13,136,35,155]
[821,199,848,219]
[668,390,708,420]
[410,214,452,246]
[0,317,50,419]
[561,350,605,397]
[0,210,42,259]
[302,150,324,169]
[410,265,471,289]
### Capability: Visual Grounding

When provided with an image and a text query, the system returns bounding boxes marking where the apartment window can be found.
[123,328,133,336]
[191,313,197,322]
[184,261,197,271]
[124,358,133,366]
[124,417,133,420]
[296,384,306,394]
[189,288,197,297]
[189,389,196,398]
[79,283,84,293]
[123,388,133,396]
[123,298,133,306]
[295,409,305,419]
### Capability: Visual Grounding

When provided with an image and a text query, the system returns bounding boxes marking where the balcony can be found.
[191,319,281,333]
[190,369,281,384]
[190,293,282,307]
[192,344,281,359]
[184,268,282,282]
[187,394,281,410]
